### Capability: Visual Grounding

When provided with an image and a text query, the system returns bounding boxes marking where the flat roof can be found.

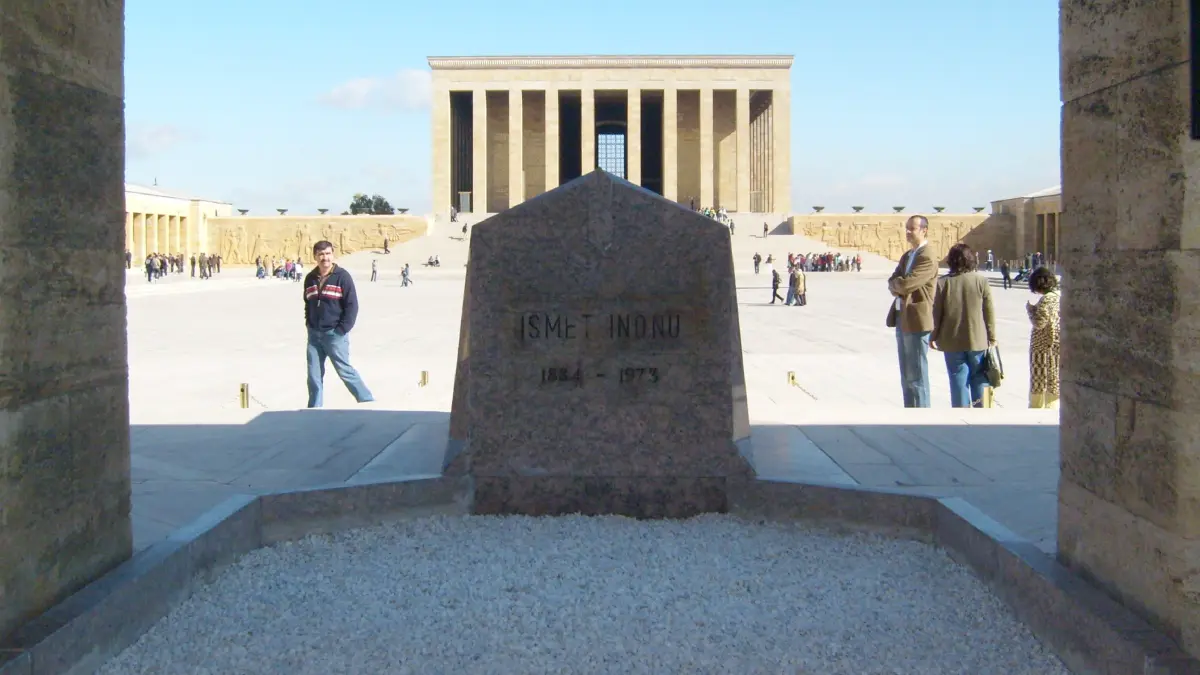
[1022,185,1061,199]
[428,55,794,70]
[126,183,231,205]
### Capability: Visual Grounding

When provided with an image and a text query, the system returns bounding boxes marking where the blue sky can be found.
[125,0,1061,214]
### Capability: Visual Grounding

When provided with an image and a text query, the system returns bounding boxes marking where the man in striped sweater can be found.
[302,240,374,408]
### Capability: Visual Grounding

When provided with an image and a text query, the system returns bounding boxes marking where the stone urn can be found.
[237,209,249,216]
[933,206,945,213]
[277,209,288,216]
[893,206,905,213]
[973,207,985,213]
[318,208,329,215]
[812,206,824,213]
[852,206,864,213]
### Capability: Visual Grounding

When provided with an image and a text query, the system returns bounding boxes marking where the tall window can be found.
[596,132,626,179]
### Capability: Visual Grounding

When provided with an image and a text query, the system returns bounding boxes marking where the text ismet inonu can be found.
[518,312,682,342]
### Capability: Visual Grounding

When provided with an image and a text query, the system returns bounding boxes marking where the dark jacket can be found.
[303,264,359,334]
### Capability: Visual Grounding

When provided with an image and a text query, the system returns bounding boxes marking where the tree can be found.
[348,193,396,215]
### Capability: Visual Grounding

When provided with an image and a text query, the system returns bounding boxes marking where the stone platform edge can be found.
[0,475,1194,675]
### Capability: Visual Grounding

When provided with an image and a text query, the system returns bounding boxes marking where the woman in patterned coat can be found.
[1026,266,1061,408]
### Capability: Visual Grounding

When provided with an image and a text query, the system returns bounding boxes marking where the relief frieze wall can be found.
[207,215,427,265]
[788,213,998,263]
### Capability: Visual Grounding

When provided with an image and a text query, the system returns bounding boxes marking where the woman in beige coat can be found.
[932,244,996,408]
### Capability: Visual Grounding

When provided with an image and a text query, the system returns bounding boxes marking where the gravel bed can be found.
[99,515,1067,674]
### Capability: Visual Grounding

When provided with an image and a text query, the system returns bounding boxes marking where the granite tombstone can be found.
[446,170,753,517]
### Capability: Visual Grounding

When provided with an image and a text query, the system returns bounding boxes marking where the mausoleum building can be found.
[429,55,794,217]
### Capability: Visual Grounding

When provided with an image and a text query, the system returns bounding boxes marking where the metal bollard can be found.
[239,383,250,409]
[418,371,429,388]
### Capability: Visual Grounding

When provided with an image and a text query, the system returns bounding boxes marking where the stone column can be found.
[133,214,146,259]
[146,214,158,252]
[581,87,595,174]
[471,88,488,213]
[663,88,678,202]
[508,88,524,206]
[626,89,642,186]
[699,87,714,208]
[0,0,131,641]
[1058,0,1200,655]
[771,87,792,215]
[735,88,751,212]
[431,85,451,217]
[545,88,560,192]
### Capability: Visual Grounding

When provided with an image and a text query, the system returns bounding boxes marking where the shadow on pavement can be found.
[131,411,1059,555]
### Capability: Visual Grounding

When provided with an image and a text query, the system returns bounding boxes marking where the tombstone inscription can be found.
[446,171,753,517]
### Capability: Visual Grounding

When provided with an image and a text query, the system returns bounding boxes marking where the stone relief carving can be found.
[793,215,989,263]
[209,217,426,265]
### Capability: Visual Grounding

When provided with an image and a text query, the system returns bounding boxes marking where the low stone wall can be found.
[787,213,1015,263]
[206,215,427,266]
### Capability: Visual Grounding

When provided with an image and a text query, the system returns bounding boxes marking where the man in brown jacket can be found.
[885,215,938,407]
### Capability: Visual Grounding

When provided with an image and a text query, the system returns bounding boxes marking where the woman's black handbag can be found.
[983,345,1005,388]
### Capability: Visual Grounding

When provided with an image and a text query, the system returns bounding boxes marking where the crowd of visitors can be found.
[257,256,305,281]
[131,251,222,282]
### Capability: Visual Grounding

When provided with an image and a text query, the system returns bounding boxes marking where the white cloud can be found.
[318,69,431,112]
[127,124,190,158]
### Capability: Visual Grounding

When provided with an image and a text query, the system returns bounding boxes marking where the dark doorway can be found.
[559,92,582,183]
[449,92,473,212]
[641,91,663,194]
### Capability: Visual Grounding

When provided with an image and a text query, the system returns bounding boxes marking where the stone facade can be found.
[1057,0,1200,656]
[0,0,133,641]
[787,213,991,263]
[124,186,426,265]
[429,55,792,217]
[124,183,233,260]
[988,185,1063,264]
[207,215,427,265]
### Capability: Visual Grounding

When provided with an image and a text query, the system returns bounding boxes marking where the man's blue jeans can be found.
[895,328,932,408]
[943,350,988,408]
[306,328,374,408]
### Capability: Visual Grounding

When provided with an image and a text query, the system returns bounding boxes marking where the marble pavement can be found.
[127,232,1059,554]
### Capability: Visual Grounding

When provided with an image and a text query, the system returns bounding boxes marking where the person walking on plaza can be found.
[1025,266,1061,409]
[792,264,807,306]
[1000,259,1011,289]
[401,263,412,287]
[931,243,996,408]
[303,240,374,409]
[770,268,784,304]
[370,259,378,282]
[886,215,938,408]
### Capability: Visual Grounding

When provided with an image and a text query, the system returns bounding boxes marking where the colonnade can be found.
[125,211,206,259]
[437,87,789,215]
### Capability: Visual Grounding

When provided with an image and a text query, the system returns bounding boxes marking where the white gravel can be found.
[99,515,1068,675]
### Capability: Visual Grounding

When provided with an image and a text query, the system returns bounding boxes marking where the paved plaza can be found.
[127,229,1059,554]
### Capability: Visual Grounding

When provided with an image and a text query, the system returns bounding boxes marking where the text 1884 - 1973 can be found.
[541,366,661,386]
